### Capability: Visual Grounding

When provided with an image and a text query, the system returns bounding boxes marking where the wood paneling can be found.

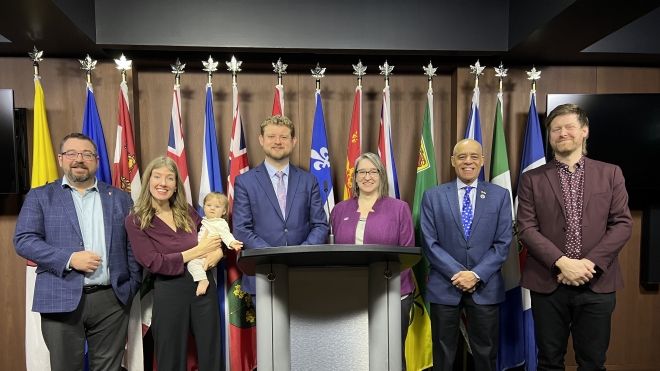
[1,58,659,371]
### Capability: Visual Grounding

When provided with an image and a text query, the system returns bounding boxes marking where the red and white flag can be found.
[167,83,192,205]
[343,85,361,200]
[271,84,284,116]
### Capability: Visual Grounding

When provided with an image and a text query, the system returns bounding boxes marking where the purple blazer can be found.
[330,196,415,296]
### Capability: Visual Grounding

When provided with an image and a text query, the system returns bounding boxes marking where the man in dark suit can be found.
[14,133,141,371]
[517,104,633,371]
[233,115,329,295]
[421,138,512,371]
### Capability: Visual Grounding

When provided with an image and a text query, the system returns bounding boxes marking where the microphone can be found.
[323,180,335,244]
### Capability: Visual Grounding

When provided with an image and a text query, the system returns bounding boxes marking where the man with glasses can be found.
[233,115,329,296]
[420,139,512,371]
[14,132,141,371]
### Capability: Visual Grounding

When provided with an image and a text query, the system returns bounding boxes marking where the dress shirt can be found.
[264,160,290,195]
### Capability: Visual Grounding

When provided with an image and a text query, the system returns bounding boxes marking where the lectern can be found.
[237,244,421,371]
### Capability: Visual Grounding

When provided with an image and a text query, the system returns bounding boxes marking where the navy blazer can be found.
[14,179,142,313]
[420,181,512,305]
[233,162,329,294]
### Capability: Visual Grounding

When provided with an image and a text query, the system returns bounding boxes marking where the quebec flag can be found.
[310,90,335,217]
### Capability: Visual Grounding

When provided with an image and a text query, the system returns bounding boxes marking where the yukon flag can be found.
[198,82,224,214]
[272,84,284,116]
[343,85,361,200]
[517,90,545,371]
[167,83,192,205]
[26,75,59,371]
[82,84,112,183]
[491,91,525,370]
[112,79,145,371]
[310,90,335,217]
[464,84,485,181]
[227,83,257,371]
[407,86,436,371]
[377,85,400,198]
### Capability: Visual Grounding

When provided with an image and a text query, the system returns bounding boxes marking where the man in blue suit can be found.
[233,115,329,295]
[14,133,141,371]
[420,138,512,371]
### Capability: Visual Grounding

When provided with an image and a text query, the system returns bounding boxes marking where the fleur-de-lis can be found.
[311,147,331,170]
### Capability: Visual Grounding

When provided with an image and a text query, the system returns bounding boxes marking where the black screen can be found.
[547,94,660,209]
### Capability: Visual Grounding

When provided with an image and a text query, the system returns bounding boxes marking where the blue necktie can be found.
[461,186,474,239]
[275,171,287,217]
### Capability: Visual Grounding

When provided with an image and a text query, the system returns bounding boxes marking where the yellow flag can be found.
[405,274,434,370]
[31,77,58,187]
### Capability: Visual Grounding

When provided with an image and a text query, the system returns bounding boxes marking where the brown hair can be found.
[260,115,296,138]
[203,192,229,221]
[352,152,389,198]
[545,103,590,155]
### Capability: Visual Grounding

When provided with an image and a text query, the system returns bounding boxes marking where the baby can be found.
[188,192,243,296]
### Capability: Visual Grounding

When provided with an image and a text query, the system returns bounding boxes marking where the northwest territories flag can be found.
[309,89,335,217]
[517,90,545,371]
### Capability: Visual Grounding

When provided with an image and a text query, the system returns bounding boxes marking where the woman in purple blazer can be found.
[329,152,415,368]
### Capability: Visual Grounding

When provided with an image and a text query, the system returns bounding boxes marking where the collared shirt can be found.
[555,157,586,259]
[456,178,478,216]
[264,160,290,195]
[62,176,109,285]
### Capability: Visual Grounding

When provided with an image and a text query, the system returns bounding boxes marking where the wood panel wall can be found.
[0,57,659,370]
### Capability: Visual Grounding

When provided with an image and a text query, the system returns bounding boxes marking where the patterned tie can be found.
[275,171,287,217]
[461,186,474,239]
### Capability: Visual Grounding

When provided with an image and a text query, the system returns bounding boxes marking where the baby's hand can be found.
[229,240,244,251]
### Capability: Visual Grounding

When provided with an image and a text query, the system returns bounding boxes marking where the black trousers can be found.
[41,287,129,371]
[152,270,221,371]
[430,295,499,371]
[531,285,616,371]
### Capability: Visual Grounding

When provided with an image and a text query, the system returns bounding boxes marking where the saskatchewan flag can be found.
[406,88,436,371]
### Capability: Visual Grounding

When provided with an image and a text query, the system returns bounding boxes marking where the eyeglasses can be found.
[356,169,379,177]
[60,150,97,161]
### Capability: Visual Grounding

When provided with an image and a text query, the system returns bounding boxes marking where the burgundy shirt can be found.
[125,207,202,276]
[555,157,585,259]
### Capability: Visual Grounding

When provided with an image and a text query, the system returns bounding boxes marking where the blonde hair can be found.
[203,192,229,221]
[132,156,194,232]
[352,152,389,198]
[260,115,296,137]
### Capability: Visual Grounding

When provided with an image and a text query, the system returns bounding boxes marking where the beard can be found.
[66,163,92,183]
[263,146,292,161]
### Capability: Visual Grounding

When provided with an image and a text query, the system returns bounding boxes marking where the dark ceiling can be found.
[1,0,660,72]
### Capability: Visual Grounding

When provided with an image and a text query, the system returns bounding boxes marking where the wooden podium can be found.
[237,244,421,371]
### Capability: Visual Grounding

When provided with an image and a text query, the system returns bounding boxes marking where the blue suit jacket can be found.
[14,179,142,313]
[420,181,512,305]
[233,162,329,294]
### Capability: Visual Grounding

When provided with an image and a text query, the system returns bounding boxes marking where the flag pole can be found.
[226,55,242,119]
[495,62,507,94]
[115,54,132,84]
[423,61,437,145]
[28,46,43,79]
[171,58,186,86]
[527,66,541,95]
[352,60,366,149]
[379,60,394,88]
[311,62,325,91]
[79,54,97,87]
[273,57,287,87]
[203,55,218,85]
[469,59,485,90]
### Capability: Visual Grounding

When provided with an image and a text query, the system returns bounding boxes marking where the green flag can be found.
[406,89,436,371]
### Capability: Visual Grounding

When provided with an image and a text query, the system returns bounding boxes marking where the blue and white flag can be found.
[377,85,400,198]
[464,84,485,181]
[82,85,111,184]
[309,90,335,217]
[198,83,224,215]
[516,90,546,371]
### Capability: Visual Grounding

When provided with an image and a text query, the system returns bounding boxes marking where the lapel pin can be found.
[480,194,485,199]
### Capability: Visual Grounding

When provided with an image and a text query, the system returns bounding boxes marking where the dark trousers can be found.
[41,286,130,371]
[152,270,221,371]
[430,295,499,371]
[531,285,616,371]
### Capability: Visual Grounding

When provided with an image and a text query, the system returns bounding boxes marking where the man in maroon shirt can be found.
[517,104,633,370]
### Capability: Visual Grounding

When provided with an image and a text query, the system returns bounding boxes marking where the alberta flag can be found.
[491,91,525,371]
[309,90,335,217]
[517,90,545,371]
[167,83,192,205]
[377,85,400,198]
[198,83,224,215]
[82,84,111,184]
[464,83,485,181]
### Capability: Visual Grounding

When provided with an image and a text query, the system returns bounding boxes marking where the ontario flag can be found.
[272,84,284,116]
[343,85,361,200]
[167,82,192,205]
[226,82,257,371]
[464,83,485,181]
[112,79,145,371]
[516,90,545,371]
[377,85,400,198]
[82,84,112,184]
[491,91,525,371]
[26,74,59,371]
